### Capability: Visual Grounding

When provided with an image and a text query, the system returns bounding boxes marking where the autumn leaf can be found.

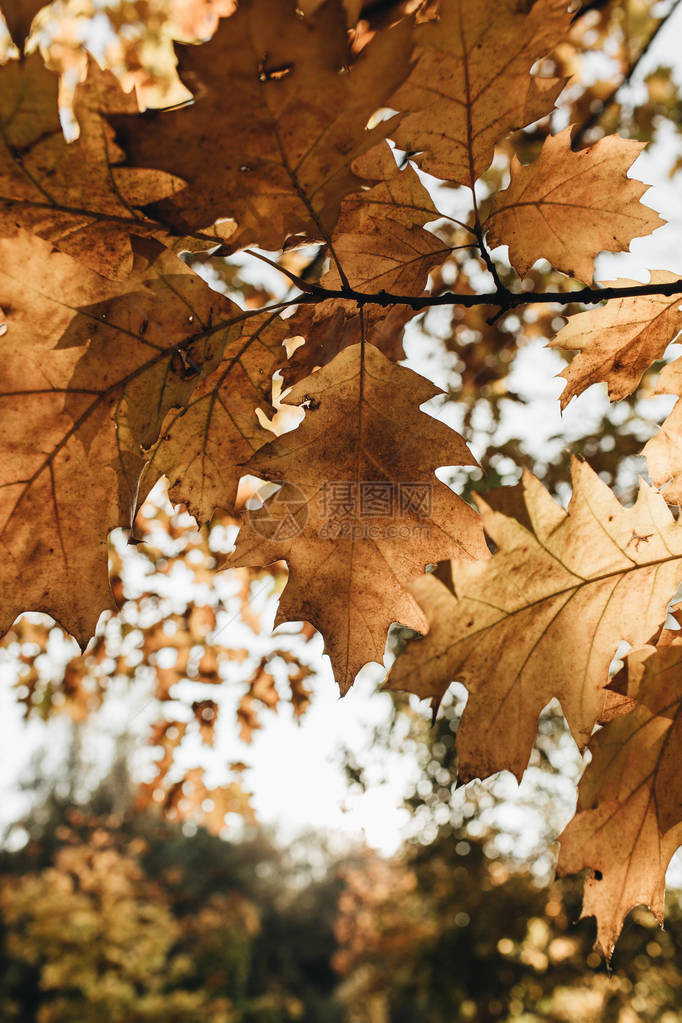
[558,634,682,958]
[486,128,663,282]
[138,763,255,833]
[644,356,682,503]
[111,0,413,250]
[141,309,294,525]
[283,142,449,386]
[0,231,245,646]
[0,55,181,279]
[551,272,682,406]
[4,0,682,961]
[388,0,570,187]
[321,143,448,294]
[231,342,488,693]
[387,459,682,782]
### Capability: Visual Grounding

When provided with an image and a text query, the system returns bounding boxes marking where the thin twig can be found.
[473,225,507,297]
[243,249,318,293]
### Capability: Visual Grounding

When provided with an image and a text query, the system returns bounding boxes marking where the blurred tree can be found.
[334,834,682,1023]
[0,748,346,1022]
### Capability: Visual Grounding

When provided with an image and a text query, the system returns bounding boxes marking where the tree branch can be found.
[292,276,682,312]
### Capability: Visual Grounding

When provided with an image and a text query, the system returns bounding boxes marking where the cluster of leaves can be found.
[4,0,682,954]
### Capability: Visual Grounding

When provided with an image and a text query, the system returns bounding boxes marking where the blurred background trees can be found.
[3,0,682,1018]
[4,743,682,1021]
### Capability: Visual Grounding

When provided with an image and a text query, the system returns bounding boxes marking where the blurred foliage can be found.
[0,751,346,1022]
[334,833,682,1023]
[4,748,682,1021]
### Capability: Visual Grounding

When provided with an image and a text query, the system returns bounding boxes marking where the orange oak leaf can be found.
[551,272,682,407]
[387,459,682,782]
[231,342,488,693]
[644,356,682,503]
[321,143,448,294]
[0,55,181,279]
[388,0,570,187]
[486,129,663,283]
[111,0,413,250]
[283,142,450,386]
[0,232,248,647]
[557,634,682,958]
[141,309,296,524]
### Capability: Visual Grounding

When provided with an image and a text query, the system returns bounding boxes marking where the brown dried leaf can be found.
[486,129,663,283]
[388,0,570,186]
[0,56,180,279]
[192,699,218,745]
[111,0,413,249]
[558,636,682,958]
[0,232,242,646]
[644,357,682,503]
[551,273,682,406]
[232,342,487,693]
[141,310,294,524]
[284,142,449,384]
[387,459,682,781]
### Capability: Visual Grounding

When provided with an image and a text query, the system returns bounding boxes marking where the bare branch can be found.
[291,276,682,313]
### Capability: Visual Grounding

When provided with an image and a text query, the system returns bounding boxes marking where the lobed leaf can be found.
[388,459,682,782]
[486,129,663,283]
[231,341,488,693]
[0,55,181,279]
[0,232,252,645]
[644,357,682,503]
[388,0,570,187]
[111,0,413,251]
[551,272,682,406]
[284,142,451,385]
[558,634,682,958]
